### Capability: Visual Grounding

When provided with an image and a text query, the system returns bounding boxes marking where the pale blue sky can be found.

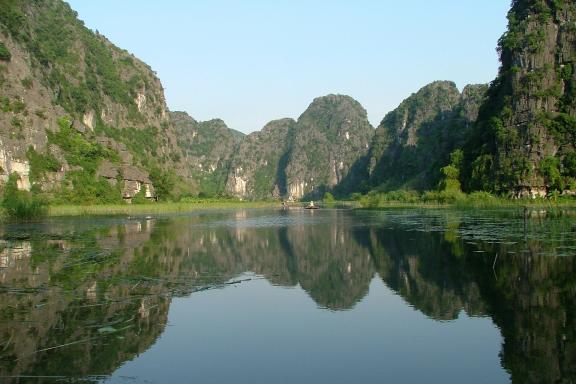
[67,1,510,133]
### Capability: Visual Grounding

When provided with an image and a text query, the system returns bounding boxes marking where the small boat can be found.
[305,201,319,210]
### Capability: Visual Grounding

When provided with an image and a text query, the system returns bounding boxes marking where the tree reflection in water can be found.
[0,209,573,383]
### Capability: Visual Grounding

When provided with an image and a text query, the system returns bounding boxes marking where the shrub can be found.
[47,116,119,174]
[539,156,563,190]
[1,173,47,221]
[0,42,11,61]
[323,192,335,202]
[27,146,61,182]
[467,191,497,202]
[149,167,175,202]
[131,186,151,204]
[21,77,33,89]
[422,189,466,204]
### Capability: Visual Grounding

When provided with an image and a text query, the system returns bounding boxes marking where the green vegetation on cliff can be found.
[226,118,295,199]
[284,95,375,199]
[171,112,244,197]
[1,0,574,205]
[464,0,576,196]
[368,81,487,192]
[0,0,147,116]
[0,41,10,61]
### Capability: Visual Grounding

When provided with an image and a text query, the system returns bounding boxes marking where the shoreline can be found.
[4,198,574,219]
[47,201,281,217]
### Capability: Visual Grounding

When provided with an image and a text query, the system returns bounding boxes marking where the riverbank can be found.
[356,190,576,210]
[48,200,280,217]
[4,193,576,220]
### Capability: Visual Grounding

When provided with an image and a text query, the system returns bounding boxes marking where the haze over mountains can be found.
[0,0,574,201]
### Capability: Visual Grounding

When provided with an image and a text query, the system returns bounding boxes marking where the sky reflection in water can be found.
[1,208,574,383]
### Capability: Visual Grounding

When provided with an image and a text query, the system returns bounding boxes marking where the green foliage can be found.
[539,157,563,191]
[35,109,46,119]
[10,116,22,128]
[0,0,146,116]
[0,42,11,61]
[1,96,10,112]
[20,76,32,89]
[0,0,26,40]
[48,116,119,174]
[563,152,576,178]
[95,123,160,166]
[26,146,61,182]
[547,113,576,145]
[1,173,47,220]
[438,149,464,192]
[54,171,122,205]
[359,190,422,207]
[44,117,128,204]
[11,99,26,113]
[149,167,175,202]
[0,64,6,86]
[323,192,335,202]
[422,189,466,204]
[194,170,228,198]
[466,191,497,204]
[252,166,275,197]
[350,193,362,201]
[1,97,26,114]
[131,187,150,204]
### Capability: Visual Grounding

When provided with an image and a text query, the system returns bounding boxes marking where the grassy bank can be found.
[356,190,576,210]
[48,200,280,217]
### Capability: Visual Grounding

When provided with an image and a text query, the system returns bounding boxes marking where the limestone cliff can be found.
[0,0,184,202]
[171,111,243,197]
[465,0,576,196]
[284,95,374,199]
[226,118,295,199]
[368,81,487,190]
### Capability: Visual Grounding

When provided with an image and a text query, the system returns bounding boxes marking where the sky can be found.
[66,1,510,134]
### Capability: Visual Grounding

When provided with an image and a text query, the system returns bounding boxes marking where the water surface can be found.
[0,208,574,383]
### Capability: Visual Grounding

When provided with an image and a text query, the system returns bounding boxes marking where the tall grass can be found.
[48,199,280,217]
[357,189,576,209]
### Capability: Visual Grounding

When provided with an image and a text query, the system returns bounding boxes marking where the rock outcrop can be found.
[225,95,374,200]
[225,118,295,199]
[284,95,374,199]
[465,0,576,196]
[368,81,487,190]
[171,111,244,196]
[0,0,186,201]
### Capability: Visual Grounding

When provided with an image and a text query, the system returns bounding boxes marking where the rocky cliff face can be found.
[0,0,186,202]
[226,118,295,199]
[465,0,576,196]
[225,95,374,200]
[171,111,243,196]
[368,81,487,190]
[284,95,374,199]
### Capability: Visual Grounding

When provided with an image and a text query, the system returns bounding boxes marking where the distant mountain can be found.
[464,0,576,196]
[284,95,374,199]
[2,0,572,203]
[226,95,374,200]
[226,118,295,199]
[171,111,243,197]
[368,81,487,191]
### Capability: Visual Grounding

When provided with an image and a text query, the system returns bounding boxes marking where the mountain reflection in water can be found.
[0,209,574,383]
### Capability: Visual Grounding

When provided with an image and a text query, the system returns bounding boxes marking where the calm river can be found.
[0,208,574,383]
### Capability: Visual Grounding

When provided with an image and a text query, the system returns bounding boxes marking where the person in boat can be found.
[307,200,315,208]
